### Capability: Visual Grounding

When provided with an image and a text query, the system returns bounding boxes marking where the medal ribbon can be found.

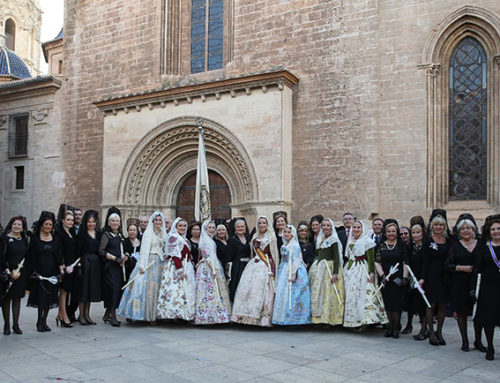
[488,241,500,270]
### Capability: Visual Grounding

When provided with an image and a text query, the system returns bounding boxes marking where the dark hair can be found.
[383,218,400,236]
[273,213,288,234]
[343,212,354,218]
[2,215,28,238]
[57,204,75,226]
[187,221,202,239]
[372,217,384,224]
[400,226,410,233]
[308,215,323,243]
[410,215,425,228]
[482,214,500,242]
[127,222,139,231]
[33,211,56,236]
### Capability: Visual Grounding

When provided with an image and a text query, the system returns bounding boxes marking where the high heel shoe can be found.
[36,322,46,332]
[429,334,439,346]
[437,334,446,346]
[12,325,22,335]
[43,323,51,332]
[413,332,427,341]
[77,318,89,326]
[486,347,495,361]
[3,323,10,335]
[401,325,413,334]
[461,341,470,352]
[55,317,73,328]
[85,317,96,325]
[474,340,487,352]
[102,311,110,324]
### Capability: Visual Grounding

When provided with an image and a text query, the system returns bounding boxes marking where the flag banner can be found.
[195,126,211,222]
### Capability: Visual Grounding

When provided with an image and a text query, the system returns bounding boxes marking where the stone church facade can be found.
[3,1,500,226]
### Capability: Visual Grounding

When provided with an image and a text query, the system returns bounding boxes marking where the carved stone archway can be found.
[116,116,258,221]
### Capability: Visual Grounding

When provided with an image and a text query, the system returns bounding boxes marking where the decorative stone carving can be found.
[32,108,49,122]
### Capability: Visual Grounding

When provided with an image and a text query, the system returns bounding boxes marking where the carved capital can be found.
[418,63,441,77]
[0,114,7,127]
[494,55,500,67]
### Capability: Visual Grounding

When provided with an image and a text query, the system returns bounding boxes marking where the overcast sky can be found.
[39,0,64,73]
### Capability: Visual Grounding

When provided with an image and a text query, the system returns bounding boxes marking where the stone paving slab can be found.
[0,300,498,382]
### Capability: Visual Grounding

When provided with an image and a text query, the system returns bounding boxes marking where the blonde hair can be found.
[430,216,448,237]
[216,224,228,240]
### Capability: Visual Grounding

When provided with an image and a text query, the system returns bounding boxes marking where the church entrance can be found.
[176,170,231,222]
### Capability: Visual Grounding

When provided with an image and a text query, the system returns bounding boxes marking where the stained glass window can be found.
[449,37,487,200]
[191,0,224,73]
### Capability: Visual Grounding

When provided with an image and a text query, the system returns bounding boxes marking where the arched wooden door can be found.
[176,170,231,222]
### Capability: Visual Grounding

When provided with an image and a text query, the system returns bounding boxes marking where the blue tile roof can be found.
[0,46,31,79]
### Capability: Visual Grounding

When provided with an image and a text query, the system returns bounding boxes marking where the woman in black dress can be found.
[446,217,482,351]
[123,222,140,282]
[1,216,29,335]
[297,221,315,270]
[226,219,251,302]
[407,222,428,341]
[99,211,129,326]
[27,211,64,332]
[214,224,228,270]
[76,210,102,325]
[472,214,500,360]
[375,219,408,338]
[188,222,201,266]
[56,210,77,327]
[421,210,451,346]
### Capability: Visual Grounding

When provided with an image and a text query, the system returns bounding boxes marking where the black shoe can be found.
[3,324,10,335]
[413,332,427,341]
[85,317,96,325]
[102,313,110,324]
[77,318,89,326]
[401,325,413,334]
[12,325,22,335]
[474,340,487,352]
[43,323,51,332]
[36,323,46,332]
[437,334,446,346]
[461,342,470,352]
[56,317,73,328]
[392,331,400,339]
[486,347,495,361]
[429,334,439,346]
[384,329,392,337]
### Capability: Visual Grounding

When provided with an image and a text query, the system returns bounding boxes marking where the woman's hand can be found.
[139,267,145,275]
[368,272,375,284]
[65,265,74,274]
[331,274,338,284]
[289,273,297,283]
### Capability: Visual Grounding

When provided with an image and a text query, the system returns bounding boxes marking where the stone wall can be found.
[61,0,500,227]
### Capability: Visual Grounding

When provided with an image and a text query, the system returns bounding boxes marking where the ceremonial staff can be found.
[406,265,431,308]
[374,262,399,295]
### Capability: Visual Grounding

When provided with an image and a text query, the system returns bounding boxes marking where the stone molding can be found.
[94,70,298,115]
[116,116,259,216]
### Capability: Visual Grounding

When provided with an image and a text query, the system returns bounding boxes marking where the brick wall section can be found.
[62,0,500,223]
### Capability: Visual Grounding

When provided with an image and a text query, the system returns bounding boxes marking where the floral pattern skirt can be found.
[156,258,196,321]
[195,257,231,325]
[231,259,274,327]
[118,254,164,321]
[343,261,388,328]
[272,262,311,325]
[309,259,345,326]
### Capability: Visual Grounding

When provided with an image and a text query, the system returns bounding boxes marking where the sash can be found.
[488,241,500,271]
[254,243,275,277]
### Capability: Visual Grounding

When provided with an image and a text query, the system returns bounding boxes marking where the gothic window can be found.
[191,0,224,73]
[5,18,16,51]
[448,37,487,200]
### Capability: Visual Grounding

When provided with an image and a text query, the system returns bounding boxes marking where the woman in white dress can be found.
[343,220,388,330]
[118,211,166,323]
[194,221,231,325]
[156,217,196,321]
[231,216,279,326]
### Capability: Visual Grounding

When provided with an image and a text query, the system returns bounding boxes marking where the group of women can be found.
[1,207,499,362]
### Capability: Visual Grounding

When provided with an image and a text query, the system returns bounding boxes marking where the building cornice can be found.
[0,75,61,102]
[94,70,299,115]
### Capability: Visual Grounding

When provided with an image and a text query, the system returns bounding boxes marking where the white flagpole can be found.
[195,124,211,222]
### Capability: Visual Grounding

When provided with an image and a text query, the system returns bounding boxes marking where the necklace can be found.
[386,242,396,251]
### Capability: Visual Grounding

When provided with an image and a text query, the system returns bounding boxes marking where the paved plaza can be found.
[1,303,499,383]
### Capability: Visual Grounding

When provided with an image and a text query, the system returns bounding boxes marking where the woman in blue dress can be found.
[272,224,311,325]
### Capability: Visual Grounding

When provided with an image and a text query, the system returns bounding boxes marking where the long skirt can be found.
[272,262,311,325]
[195,257,231,325]
[309,259,345,326]
[118,254,164,321]
[156,258,196,321]
[343,261,388,327]
[80,253,102,303]
[231,259,274,327]
[103,263,122,309]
